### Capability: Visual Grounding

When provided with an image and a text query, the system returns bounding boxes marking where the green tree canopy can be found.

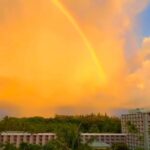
[0,114,121,133]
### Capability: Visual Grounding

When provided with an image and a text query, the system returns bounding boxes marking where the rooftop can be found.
[128,108,150,114]
[0,132,56,135]
[81,133,127,136]
[88,140,110,149]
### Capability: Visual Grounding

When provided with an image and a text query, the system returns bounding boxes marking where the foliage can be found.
[56,124,79,149]
[126,121,138,133]
[0,114,121,133]
[77,143,94,150]
[135,148,144,150]
[3,143,17,150]
[42,140,67,150]
[112,143,129,150]
[1,140,93,150]
[89,124,99,133]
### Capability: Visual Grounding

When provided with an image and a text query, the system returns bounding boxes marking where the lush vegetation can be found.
[0,142,131,150]
[0,141,93,150]
[126,121,138,133]
[112,143,129,150]
[0,114,121,133]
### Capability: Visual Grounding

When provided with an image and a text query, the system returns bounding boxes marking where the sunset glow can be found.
[0,0,150,116]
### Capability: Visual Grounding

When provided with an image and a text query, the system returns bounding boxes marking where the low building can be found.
[0,132,56,147]
[80,133,127,146]
[0,132,127,148]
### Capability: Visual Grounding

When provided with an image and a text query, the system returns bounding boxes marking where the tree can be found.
[77,143,93,150]
[19,143,29,150]
[56,124,79,150]
[43,140,68,150]
[0,114,121,133]
[27,144,42,150]
[0,143,4,149]
[126,121,138,133]
[135,148,144,150]
[19,143,42,150]
[112,143,129,150]
[3,143,17,150]
[43,141,56,150]
[89,124,99,133]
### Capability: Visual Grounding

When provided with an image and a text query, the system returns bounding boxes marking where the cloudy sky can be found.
[0,0,150,117]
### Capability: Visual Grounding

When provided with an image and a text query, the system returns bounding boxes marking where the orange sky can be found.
[0,0,150,116]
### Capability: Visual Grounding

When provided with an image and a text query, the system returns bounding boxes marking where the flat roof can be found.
[0,132,56,135]
[128,108,150,114]
[0,132,127,136]
[88,140,110,148]
[81,133,127,136]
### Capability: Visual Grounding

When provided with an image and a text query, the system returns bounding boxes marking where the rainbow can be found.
[51,0,107,84]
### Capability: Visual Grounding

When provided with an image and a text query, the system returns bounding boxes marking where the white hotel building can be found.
[121,108,150,150]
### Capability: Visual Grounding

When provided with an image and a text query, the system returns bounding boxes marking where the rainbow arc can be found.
[51,0,107,84]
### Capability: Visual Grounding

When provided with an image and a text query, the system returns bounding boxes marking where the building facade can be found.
[0,132,126,148]
[0,132,56,147]
[80,133,127,146]
[121,108,150,150]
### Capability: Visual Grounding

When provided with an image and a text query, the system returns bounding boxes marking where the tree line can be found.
[0,113,121,133]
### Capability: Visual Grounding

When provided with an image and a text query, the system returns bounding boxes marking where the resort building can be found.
[80,133,127,146]
[121,108,150,150]
[0,132,56,147]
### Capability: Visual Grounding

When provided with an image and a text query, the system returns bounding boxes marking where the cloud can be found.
[126,37,150,108]
[0,0,149,116]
